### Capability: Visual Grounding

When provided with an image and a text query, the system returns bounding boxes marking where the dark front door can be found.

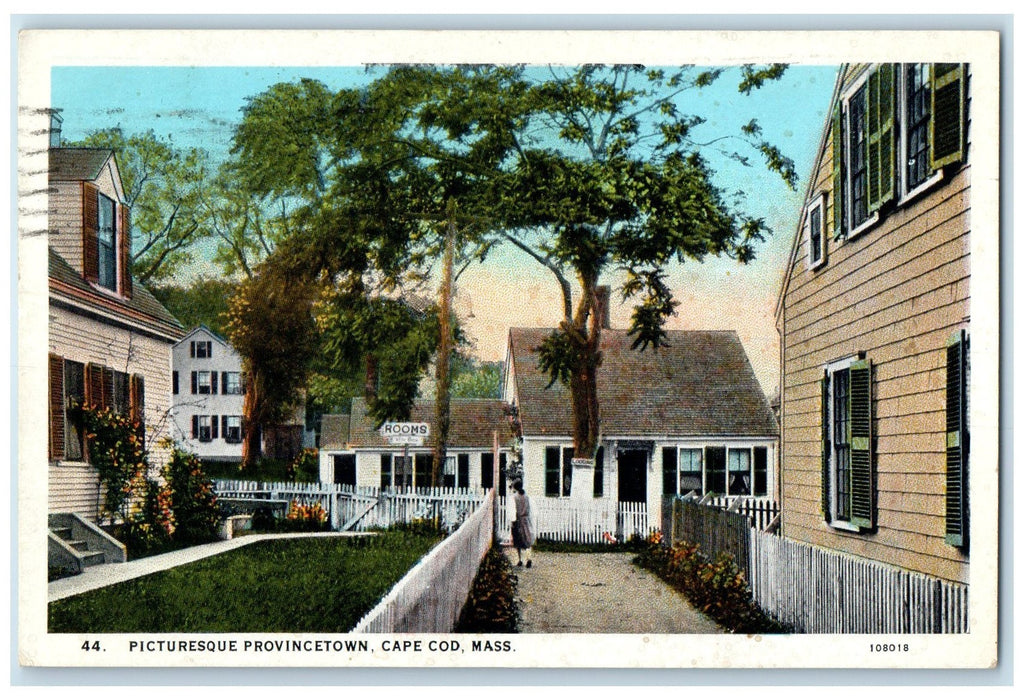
[333,454,356,486]
[617,449,648,503]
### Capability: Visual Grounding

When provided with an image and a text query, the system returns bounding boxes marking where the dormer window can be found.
[82,181,132,298]
[97,193,117,290]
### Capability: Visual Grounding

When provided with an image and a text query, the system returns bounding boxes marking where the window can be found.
[481,452,508,496]
[191,341,213,359]
[222,371,243,395]
[545,446,573,497]
[663,446,764,498]
[48,356,144,462]
[380,453,432,489]
[193,371,217,395]
[593,446,604,498]
[834,63,966,239]
[822,357,874,529]
[443,453,471,489]
[334,454,356,487]
[728,449,752,496]
[805,193,826,270]
[222,415,242,444]
[193,415,218,443]
[96,193,117,291]
[946,331,969,549]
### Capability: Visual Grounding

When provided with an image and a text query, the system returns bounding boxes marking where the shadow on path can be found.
[506,548,723,634]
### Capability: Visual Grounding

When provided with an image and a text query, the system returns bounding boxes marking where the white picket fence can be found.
[214,481,485,533]
[495,497,650,544]
[351,488,496,633]
[748,527,969,634]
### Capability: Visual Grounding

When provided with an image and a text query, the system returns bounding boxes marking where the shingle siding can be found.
[778,64,970,585]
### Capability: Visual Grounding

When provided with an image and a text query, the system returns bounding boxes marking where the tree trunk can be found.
[241,368,262,469]
[433,207,456,487]
[566,278,603,459]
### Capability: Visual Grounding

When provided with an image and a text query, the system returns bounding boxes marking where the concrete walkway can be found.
[48,532,371,603]
[506,548,723,634]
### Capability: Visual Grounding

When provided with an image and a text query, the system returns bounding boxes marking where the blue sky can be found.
[51,63,839,393]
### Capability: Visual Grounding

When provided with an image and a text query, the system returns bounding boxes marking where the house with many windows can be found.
[317,397,512,493]
[170,326,247,461]
[503,325,779,530]
[775,63,971,585]
[47,114,185,521]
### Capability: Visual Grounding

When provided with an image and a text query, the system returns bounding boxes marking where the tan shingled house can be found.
[47,120,184,521]
[775,63,971,584]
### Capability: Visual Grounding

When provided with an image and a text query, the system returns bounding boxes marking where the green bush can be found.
[164,449,222,545]
[455,546,519,633]
[288,448,319,482]
[634,537,789,634]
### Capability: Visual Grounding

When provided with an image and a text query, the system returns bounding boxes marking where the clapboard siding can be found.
[777,64,971,585]
[48,181,83,272]
[49,304,174,515]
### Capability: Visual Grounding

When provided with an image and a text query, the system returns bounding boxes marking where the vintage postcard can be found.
[16,28,1001,671]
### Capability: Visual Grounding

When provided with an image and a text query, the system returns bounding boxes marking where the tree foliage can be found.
[149,277,237,338]
[71,128,212,283]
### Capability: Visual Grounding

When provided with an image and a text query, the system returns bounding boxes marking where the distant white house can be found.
[170,326,246,461]
[171,325,315,462]
[318,397,513,494]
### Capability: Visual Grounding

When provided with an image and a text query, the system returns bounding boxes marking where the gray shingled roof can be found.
[49,148,113,181]
[509,327,778,438]
[49,247,184,333]
[319,414,351,450]
[334,397,511,449]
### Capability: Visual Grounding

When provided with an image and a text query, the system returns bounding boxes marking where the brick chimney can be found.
[595,285,611,330]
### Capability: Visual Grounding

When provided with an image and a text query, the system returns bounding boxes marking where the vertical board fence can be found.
[494,498,650,544]
[214,481,485,533]
[350,488,495,633]
[669,496,969,634]
[703,496,781,532]
[747,528,969,634]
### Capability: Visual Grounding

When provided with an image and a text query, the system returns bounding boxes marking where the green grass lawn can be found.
[49,530,440,633]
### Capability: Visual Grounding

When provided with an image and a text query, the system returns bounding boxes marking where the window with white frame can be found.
[96,193,117,291]
[821,355,875,529]
[833,63,967,239]
[545,445,573,497]
[443,453,470,489]
[222,371,243,395]
[223,415,242,444]
[195,371,213,395]
[662,446,767,498]
[805,193,826,270]
[194,415,214,443]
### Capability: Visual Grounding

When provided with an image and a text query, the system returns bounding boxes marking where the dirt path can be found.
[506,548,723,634]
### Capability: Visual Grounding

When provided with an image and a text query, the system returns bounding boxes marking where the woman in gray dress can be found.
[512,481,535,567]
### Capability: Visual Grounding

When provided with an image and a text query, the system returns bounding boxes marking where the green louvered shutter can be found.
[931,63,966,170]
[662,446,678,497]
[821,372,831,523]
[866,64,896,213]
[849,359,874,529]
[831,104,844,239]
[945,331,969,548]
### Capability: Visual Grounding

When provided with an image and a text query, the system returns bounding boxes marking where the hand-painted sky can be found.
[52,63,839,397]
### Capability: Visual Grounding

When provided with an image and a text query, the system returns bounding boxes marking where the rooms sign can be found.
[379,422,431,446]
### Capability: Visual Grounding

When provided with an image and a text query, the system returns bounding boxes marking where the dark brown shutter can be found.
[831,104,844,239]
[172,371,179,395]
[821,372,832,523]
[946,331,969,548]
[594,446,604,498]
[49,354,65,460]
[119,205,133,298]
[867,64,896,213]
[662,446,678,497]
[82,183,100,282]
[192,415,198,439]
[931,63,966,170]
[211,371,218,394]
[191,371,198,394]
[101,367,115,410]
[222,415,229,439]
[211,415,219,440]
[130,374,145,444]
[545,447,559,497]
[85,362,104,409]
[190,341,196,358]
[849,359,874,529]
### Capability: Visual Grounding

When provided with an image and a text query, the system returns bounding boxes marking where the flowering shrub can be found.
[287,448,319,482]
[81,406,149,523]
[634,537,789,633]
[282,500,329,532]
[163,448,221,545]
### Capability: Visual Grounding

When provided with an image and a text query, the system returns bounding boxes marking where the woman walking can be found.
[512,481,535,567]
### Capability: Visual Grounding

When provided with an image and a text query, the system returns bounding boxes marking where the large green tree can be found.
[71,128,211,283]
[494,64,796,459]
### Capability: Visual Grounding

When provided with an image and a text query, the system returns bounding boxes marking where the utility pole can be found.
[432,199,456,487]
